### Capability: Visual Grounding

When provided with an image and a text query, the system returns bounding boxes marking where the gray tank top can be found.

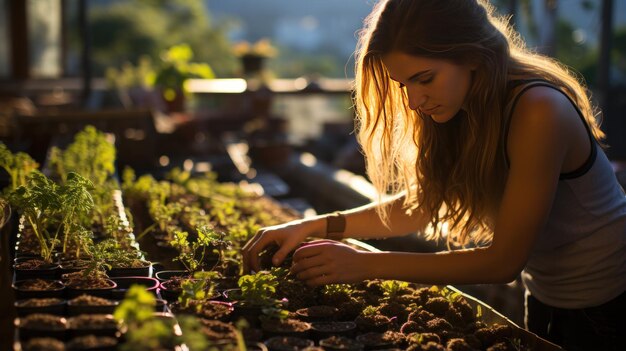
[504,80,626,309]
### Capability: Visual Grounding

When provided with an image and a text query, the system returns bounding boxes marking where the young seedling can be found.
[171,225,225,274]
[58,172,95,255]
[0,142,39,192]
[9,171,61,262]
[115,285,183,351]
[177,271,220,309]
[380,280,409,301]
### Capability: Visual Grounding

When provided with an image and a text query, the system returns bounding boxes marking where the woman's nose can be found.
[408,90,427,111]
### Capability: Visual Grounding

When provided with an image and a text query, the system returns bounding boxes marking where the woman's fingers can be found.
[290,242,367,287]
[291,252,328,275]
[242,231,274,272]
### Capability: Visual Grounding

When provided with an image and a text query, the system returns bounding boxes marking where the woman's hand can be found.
[290,240,369,287]
[242,218,324,273]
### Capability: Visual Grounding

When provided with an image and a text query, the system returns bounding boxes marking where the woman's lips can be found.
[420,105,440,115]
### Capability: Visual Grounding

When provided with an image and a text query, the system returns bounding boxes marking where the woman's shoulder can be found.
[505,81,591,174]
[503,77,580,129]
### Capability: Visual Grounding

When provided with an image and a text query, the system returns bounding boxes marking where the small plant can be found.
[0,142,39,193]
[430,286,464,303]
[232,38,278,58]
[9,171,61,262]
[361,305,379,318]
[148,199,183,238]
[58,172,95,255]
[380,280,409,300]
[115,285,182,351]
[48,125,116,186]
[170,225,224,274]
[236,270,279,307]
[93,238,147,269]
[103,213,134,245]
[178,271,220,309]
[47,125,119,228]
[154,43,215,103]
[322,284,354,297]
[260,304,290,321]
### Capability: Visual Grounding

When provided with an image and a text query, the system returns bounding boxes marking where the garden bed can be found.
[3,125,562,350]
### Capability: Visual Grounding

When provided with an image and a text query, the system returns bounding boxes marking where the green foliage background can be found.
[87,0,626,83]
[90,0,238,77]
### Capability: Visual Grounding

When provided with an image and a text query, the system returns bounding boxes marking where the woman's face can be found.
[382,51,474,123]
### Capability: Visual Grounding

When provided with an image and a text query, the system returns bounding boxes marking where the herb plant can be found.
[236,270,279,307]
[9,171,61,262]
[0,142,39,192]
[115,285,182,351]
[170,225,224,274]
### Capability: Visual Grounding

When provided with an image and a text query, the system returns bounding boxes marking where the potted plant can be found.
[259,307,311,339]
[114,286,184,351]
[12,279,65,299]
[153,43,215,113]
[9,171,62,264]
[354,306,395,333]
[318,284,366,321]
[232,39,278,78]
[62,266,117,299]
[160,226,223,301]
[0,142,39,193]
[170,271,231,321]
[224,270,283,327]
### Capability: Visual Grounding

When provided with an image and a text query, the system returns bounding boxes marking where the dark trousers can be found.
[525,290,626,350]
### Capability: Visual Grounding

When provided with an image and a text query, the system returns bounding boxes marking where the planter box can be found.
[347,239,563,351]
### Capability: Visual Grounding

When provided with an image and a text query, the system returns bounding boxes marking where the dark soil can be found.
[354,312,393,333]
[68,294,117,306]
[199,319,238,342]
[319,335,364,350]
[356,331,406,349]
[67,314,117,330]
[296,305,338,321]
[22,337,66,351]
[62,271,115,290]
[261,318,311,334]
[170,300,233,320]
[60,259,90,271]
[16,298,63,307]
[19,313,67,330]
[264,336,314,350]
[15,279,64,291]
[15,259,56,270]
[310,321,356,333]
[66,335,117,349]
[161,277,186,291]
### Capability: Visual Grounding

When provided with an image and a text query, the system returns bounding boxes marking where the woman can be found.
[242,0,626,349]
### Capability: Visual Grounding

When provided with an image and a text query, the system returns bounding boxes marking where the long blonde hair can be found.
[354,0,604,247]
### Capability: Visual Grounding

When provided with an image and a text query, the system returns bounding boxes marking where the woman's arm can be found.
[331,191,430,240]
[293,86,577,286]
[242,192,429,272]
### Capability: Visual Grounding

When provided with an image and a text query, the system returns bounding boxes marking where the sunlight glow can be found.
[186,78,247,93]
